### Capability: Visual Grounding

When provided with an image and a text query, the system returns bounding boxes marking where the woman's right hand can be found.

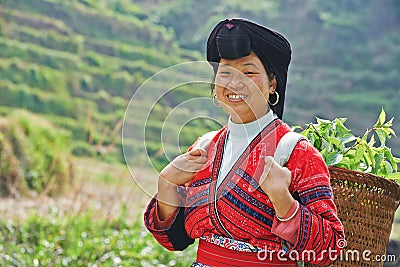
[159,148,208,186]
[157,148,208,220]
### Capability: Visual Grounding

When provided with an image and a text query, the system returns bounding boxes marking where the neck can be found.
[231,108,270,124]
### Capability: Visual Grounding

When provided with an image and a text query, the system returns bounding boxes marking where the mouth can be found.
[226,93,248,102]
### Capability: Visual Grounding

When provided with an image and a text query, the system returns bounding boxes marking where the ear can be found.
[269,78,277,93]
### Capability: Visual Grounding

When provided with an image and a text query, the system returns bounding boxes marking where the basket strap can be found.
[274,132,306,167]
[274,132,306,267]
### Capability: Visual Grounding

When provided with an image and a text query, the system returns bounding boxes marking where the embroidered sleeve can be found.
[285,140,345,265]
[153,201,179,229]
[144,196,194,251]
[271,201,301,244]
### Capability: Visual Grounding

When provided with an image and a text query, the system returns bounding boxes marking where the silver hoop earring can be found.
[268,91,279,106]
[212,93,221,107]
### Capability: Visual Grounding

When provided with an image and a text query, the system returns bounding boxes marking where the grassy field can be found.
[0,158,198,266]
[0,211,198,267]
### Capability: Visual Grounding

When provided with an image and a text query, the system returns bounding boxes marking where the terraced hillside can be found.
[0,0,212,169]
[0,0,399,172]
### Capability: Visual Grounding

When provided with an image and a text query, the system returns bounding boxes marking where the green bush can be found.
[0,37,81,70]
[0,82,78,118]
[71,141,96,157]
[2,23,82,54]
[0,58,68,94]
[0,110,73,196]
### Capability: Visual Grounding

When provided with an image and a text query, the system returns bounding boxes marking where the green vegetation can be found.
[0,110,72,197]
[0,0,398,174]
[299,109,400,179]
[0,210,197,267]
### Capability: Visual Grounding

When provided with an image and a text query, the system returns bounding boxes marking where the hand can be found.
[157,148,208,219]
[159,148,208,186]
[259,156,294,218]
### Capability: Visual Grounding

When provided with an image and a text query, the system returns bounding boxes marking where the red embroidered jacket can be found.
[144,119,345,265]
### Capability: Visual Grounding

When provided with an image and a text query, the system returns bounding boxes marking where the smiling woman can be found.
[144,18,345,266]
[215,52,276,123]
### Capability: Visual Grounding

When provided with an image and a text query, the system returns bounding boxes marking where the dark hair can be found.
[210,23,275,94]
[207,18,291,119]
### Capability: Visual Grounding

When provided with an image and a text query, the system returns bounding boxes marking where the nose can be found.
[227,73,245,91]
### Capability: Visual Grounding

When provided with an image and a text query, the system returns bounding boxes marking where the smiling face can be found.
[215,51,276,124]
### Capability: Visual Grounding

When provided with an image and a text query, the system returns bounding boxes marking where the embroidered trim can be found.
[208,119,282,239]
[200,234,264,252]
[190,262,210,267]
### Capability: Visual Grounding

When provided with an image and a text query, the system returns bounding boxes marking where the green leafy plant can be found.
[298,109,400,179]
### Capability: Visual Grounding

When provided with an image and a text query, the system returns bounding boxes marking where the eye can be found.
[244,71,257,75]
[218,71,231,75]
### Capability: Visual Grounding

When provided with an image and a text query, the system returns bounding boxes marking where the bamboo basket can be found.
[309,167,400,266]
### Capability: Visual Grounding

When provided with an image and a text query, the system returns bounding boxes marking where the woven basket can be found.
[307,167,400,267]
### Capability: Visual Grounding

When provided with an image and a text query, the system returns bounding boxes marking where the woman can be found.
[144,18,344,266]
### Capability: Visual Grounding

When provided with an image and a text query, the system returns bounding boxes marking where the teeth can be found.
[228,94,247,99]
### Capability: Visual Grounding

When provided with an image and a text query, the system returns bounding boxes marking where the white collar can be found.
[227,110,277,141]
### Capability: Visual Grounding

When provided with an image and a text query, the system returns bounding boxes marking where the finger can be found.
[282,167,292,184]
[187,149,208,162]
[259,156,274,185]
[248,156,272,193]
[192,161,208,171]
[264,155,276,168]
[188,148,204,156]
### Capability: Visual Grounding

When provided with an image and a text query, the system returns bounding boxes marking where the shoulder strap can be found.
[275,131,307,267]
[191,130,220,151]
[274,132,306,167]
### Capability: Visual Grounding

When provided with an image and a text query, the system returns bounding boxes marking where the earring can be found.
[268,91,279,106]
[212,93,221,107]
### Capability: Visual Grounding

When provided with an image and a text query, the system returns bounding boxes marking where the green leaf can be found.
[388,128,396,138]
[315,138,321,150]
[361,154,372,172]
[322,138,331,151]
[374,152,384,172]
[375,129,387,146]
[340,133,356,144]
[355,145,365,164]
[375,108,386,127]
[384,148,398,172]
[334,118,350,135]
[316,117,332,125]
[383,161,393,177]
[383,117,394,128]
[327,137,341,148]
[368,134,375,147]
[366,146,376,170]
[336,157,351,169]
[326,151,343,166]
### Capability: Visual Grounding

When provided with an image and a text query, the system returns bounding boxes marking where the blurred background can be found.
[0,0,399,266]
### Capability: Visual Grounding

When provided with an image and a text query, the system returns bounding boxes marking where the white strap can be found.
[191,130,219,151]
[274,132,306,167]
[192,130,304,167]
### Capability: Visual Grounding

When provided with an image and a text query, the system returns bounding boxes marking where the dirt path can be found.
[0,159,156,222]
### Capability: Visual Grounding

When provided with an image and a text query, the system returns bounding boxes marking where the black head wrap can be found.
[207,18,291,119]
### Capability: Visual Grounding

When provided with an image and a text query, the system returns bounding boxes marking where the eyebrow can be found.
[243,63,259,68]
[220,63,259,68]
